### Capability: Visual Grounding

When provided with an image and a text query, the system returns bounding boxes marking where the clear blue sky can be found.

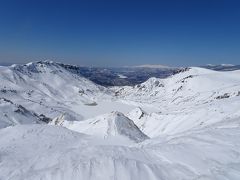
[0,0,239,66]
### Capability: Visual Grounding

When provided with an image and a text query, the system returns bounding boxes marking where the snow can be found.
[117,74,127,78]
[0,122,240,180]
[0,61,135,120]
[0,98,45,128]
[221,63,235,67]
[51,111,149,143]
[0,61,240,179]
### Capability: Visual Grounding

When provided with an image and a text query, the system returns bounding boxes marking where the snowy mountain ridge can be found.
[114,67,240,103]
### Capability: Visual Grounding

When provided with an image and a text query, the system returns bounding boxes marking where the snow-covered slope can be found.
[51,111,149,143]
[115,67,240,104]
[0,61,102,120]
[126,94,240,137]
[0,98,49,128]
[0,122,239,180]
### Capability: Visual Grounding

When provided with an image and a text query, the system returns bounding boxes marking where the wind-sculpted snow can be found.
[1,62,240,179]
[0,123,240,180]
[0,125,169,180]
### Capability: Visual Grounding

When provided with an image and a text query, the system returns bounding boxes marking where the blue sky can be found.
[0,0,239,66]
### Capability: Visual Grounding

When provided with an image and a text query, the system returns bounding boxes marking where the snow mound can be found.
[56,111,149,143]
[0,125,171,180]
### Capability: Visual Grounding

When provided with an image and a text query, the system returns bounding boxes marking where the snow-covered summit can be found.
[10,60,61,73]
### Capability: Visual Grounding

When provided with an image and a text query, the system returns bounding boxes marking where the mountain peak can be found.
[57,111,149,143]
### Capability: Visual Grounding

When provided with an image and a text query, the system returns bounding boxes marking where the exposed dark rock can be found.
[216,93,230,99]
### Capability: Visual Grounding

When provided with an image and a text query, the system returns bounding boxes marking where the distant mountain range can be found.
[1,62,239,86]
[201,64,240,71]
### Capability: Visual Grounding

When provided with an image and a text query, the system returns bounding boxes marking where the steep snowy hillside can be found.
[0,98,49,128]
[0,61,101,119]
[51,111,149,143]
